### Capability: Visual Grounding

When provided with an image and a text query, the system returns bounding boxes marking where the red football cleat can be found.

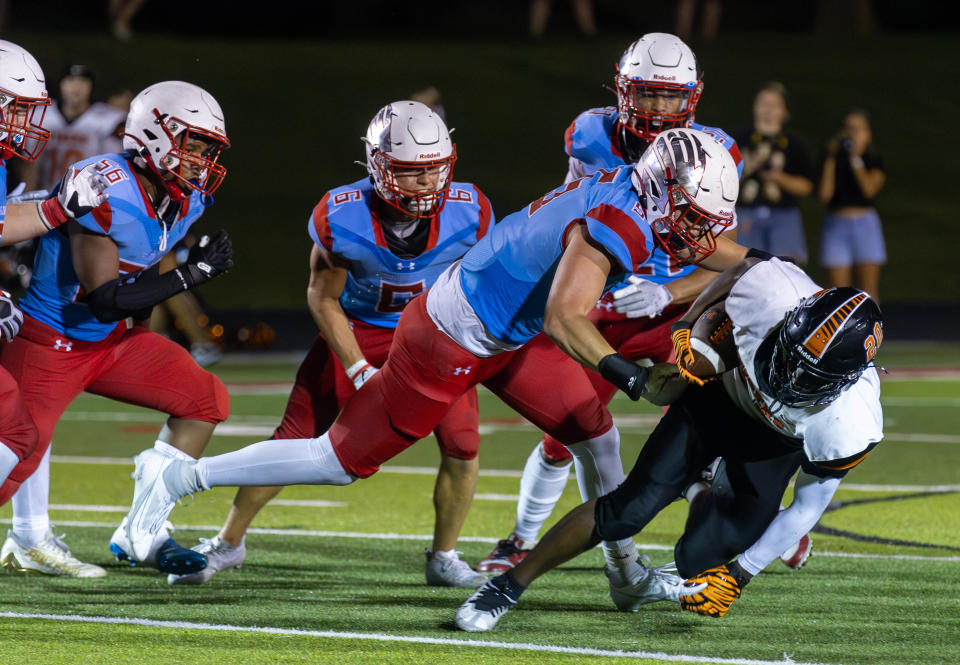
[476,533,530,573]
[779,532,813,569]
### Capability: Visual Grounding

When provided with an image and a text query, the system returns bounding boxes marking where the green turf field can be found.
[1,342,958,664]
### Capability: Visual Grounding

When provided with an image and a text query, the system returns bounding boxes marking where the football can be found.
[683,300,738,378]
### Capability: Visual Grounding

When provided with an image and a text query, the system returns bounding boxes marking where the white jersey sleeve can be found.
[722,258,884,466]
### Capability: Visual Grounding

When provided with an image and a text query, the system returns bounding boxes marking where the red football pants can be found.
[0,365,39,490]
[274,318,480,460]
[541,300,685,461]
[330,295,613,478]
[0,316,230,503]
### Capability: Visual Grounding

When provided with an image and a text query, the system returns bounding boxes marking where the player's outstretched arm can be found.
[544,224,647,400]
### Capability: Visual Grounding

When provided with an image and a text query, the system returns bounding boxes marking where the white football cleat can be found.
[607,562,701,611]
[110,516,207,576]
[1,529,106,578]
[425,548,487,588]
[126,449,183,562]
[168,535,245,585]
[454,579,517,632]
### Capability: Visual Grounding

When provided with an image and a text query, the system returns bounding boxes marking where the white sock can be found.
[564,427,638,575]
[11,446,52,547]
[0,443,18,486]
[154,439,193,461]
[513,441,571,542]
[196,432,354,489]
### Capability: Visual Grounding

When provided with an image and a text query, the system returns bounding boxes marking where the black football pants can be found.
[594,380,804,578]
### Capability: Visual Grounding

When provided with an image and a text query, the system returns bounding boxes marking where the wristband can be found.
[346,359,372,381]
[37,198,67,230]
[598,353,649,401]
[850,156,865,169]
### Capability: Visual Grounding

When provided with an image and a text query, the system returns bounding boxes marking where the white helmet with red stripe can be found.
[633,127,737,265]
[123,81,229,197]
[0,39,50,161]
[615,33,702,143]
[363,100,456,218]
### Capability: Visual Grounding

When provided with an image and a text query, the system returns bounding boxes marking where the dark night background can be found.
[2,0,958,345]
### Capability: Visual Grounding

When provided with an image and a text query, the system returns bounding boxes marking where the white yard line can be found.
[0,612,833,665]
[45,456,960,491]
[3,519,957,562]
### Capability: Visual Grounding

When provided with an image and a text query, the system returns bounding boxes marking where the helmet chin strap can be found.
[136,147,187,202]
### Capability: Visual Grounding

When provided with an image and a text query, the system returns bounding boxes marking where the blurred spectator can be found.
[674,0,723,41]
[733,81,814,265]
[409,86,446,121]
[529,0,597,39]
[109,0,149,41]
[20,64,126,192]
[817,108,886,300]
[104,88,135,152]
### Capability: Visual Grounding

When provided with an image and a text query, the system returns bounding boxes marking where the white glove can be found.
[612,275,674,318]
[6,182,49,204]
[0,290,24,342]
[346,358,379,390]
[38,163,110,229]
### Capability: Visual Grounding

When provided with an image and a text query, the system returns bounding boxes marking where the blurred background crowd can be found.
[1,0,956,355]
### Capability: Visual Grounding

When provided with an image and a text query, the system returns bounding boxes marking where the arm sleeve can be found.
[737,470,840,575]
[85,264,192,323]
[564,156,586,184]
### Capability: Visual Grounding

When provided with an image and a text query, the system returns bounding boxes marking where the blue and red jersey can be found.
[0,158,8,243]
[20,152,207,341]
[308,178,494,329]
[563,107,742,286]
[459,166,656,346]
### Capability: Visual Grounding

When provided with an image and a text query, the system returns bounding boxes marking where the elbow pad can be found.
[85,265,190,323]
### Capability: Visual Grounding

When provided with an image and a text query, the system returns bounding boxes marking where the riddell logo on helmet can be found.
[652,74,677,81]
[418,152,441,159]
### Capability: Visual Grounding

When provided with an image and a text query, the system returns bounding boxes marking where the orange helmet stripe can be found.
[802,292,868,359]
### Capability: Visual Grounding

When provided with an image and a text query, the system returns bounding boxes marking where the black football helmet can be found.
[755,287,883,407]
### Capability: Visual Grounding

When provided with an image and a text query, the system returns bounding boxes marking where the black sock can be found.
[726,560,752,588]
[491,572,527,602]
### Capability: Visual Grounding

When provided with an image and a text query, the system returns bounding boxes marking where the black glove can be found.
[0,290,25,342]
[180,231,234,288]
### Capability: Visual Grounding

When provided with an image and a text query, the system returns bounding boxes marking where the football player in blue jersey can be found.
[124,127,754,605]
[479,33,809,577]
[1,40,109,520]
[0,81,233,578]
[165,101,496,588]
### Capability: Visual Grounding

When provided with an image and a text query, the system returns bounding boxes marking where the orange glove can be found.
[679,564,742,617]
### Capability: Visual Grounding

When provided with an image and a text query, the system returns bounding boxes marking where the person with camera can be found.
[817,109,886,300]
[733,81,815,265]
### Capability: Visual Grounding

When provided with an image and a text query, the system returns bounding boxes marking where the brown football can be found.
[683,301,738,378]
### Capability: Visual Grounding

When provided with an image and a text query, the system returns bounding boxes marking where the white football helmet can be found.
[0,39,50,161]
[363,100,456,218]
[632,127,737,265]
[123,81,229,197]
[615,33,702,143]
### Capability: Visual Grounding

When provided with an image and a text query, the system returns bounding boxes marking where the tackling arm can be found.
[542,224,616,369]
[544,224,648,400]
[0,203,57,246]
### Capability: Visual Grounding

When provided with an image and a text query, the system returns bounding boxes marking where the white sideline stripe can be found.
[49,504,127,513]
[0,612,831,665]
[3,519,959,562]
[270,499,347,508]
[45,456,960,491]
[475,493,521,501]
